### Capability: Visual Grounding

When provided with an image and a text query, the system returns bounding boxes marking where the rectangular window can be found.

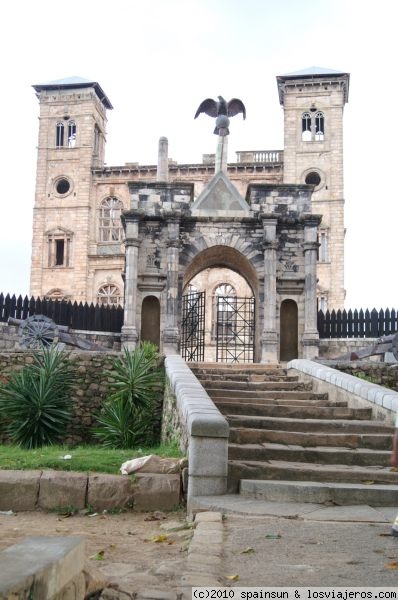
[55,240,64,265]
[48,234,71,267]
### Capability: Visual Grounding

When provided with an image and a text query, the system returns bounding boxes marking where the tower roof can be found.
[276,67,350,104]
[32,76,113,109]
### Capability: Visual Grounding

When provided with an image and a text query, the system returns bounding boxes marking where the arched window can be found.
[68,120,76,147]
[56,122,64,147]
[213,283,236,340]
[97,283,122,306]
[315,111,325,140]
[99,197,124,242]
[301,112,312,141]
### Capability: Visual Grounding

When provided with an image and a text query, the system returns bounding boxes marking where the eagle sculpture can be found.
[194,96,246,136]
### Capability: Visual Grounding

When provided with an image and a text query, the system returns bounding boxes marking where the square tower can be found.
[30,77,113,302]
[277,67,350,310]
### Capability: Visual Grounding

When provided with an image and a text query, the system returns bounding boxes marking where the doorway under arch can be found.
[280,299,298,361]
[141,295,160,348]
[181,246,259,362]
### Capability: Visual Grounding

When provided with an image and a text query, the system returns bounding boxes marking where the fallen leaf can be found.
[240,547,255,554]
[109,544,117,550]
[89,550,105,561]
[379,533,393,537]
[265,534,282,539]
[150,534,168,543]
[362,480,375,485]
[385,561,398,569]
[144,515,160,521]
[226,574,239,581]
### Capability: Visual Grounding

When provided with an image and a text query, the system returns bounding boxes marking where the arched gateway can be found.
[121,164,320,363]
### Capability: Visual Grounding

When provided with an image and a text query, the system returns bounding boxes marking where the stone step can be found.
[227,459,398,492]
[216,402,372,420]
[194,372,298,383]
[228,442,391,466]
[208,388,329,400]
[229,427,393,450]
[216,397,347,407]
[199,379,312,391]
[239,479,398,507]
[190,363,282,373]
[227,414,395,434]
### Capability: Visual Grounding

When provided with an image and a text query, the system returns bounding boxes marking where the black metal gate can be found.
[181,291,205,362]
[216,296,255,363]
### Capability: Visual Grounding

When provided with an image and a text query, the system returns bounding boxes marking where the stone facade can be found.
[29,69,349,362]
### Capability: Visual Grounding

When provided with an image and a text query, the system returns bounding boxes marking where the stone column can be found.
[261,217,278,363]
[157,136,168,182]
[163,216,180,354]
[121,214,141,350]
[302,215,321,359]
[215,135,228,173]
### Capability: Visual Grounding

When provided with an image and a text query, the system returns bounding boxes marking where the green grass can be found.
[0,441,184,474]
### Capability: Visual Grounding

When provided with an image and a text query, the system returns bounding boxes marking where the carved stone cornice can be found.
[123,237,141,248]
[302,241,319,253]
[166,238,180,249]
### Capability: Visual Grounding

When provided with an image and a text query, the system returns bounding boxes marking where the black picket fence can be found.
[0,293,124,333]
[317,308,398,339]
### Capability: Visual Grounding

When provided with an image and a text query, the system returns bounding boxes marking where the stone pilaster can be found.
[121,214,141,350]
[215,135,228,174]
[163,217,180,354]
[261,217,278,363]
[302,215,321,359]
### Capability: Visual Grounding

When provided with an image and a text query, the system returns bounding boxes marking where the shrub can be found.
[93,343,164,449]
[0,348,77,448]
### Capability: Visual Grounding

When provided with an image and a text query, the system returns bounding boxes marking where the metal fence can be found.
[0,293,123,333]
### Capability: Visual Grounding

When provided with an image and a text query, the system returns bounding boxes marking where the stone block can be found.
[0,536,85,599]
[0,470,41,511]
[132,473,181,511]
[38,470,87,511]
[87,474,134,511]
[195,511,222,523]
[189,437,228,476]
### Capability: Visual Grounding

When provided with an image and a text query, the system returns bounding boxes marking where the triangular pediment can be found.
[191,171,249,215]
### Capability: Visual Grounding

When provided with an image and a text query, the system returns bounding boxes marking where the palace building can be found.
[30,67,349,362]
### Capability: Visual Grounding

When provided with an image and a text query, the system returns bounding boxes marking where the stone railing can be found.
[164,355,229,509]
[235,150,284,163]
[288,359,398,422]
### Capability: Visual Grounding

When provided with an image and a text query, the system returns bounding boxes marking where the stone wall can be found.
[161,379,188,452]
[0,351,119,445]
[329,362,398,393]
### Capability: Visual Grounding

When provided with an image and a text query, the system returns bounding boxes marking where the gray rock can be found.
[38,470,87,510]
[0,470,41,511]
[88,474,135,511]
[133,474,181,511]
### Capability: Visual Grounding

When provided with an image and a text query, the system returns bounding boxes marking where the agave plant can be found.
[105,344,164,410]
[0,347,77,449]
[94,343,164,449]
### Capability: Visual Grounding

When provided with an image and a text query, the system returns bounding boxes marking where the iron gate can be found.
[216,296,255,363]
[181,291,205,362]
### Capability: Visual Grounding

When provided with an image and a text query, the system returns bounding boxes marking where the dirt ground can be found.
[0,508,193,596]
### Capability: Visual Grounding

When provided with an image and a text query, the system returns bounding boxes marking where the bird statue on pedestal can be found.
[194,96,246,136]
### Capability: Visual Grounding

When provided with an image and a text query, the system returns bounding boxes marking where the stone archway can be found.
[182,246,259,362]
[280,299,298,361]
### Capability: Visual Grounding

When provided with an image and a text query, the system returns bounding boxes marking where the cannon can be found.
[8,315,108,351]
[333,332,398,362]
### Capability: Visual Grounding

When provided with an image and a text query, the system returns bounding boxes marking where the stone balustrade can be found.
[164,355,229,510]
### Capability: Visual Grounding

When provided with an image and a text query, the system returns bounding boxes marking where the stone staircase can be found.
[190,363,398,506]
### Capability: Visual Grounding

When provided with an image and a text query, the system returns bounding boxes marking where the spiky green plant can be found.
[0,347,77,449]
[93,343,164,449]
[105,344,164,409]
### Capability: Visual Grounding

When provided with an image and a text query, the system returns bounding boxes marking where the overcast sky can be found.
[0,0,396,310]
